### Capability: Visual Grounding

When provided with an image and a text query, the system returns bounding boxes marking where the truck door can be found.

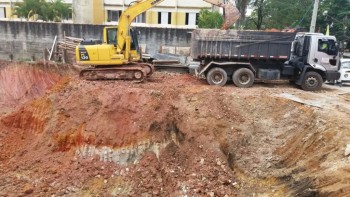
[310,38,338,71]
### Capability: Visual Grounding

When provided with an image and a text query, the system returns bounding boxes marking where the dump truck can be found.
[192,29,341,91]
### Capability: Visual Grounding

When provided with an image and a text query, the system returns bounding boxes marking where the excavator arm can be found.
[117,0,240,59]
[117,0,165,57]
[202,0,241,30]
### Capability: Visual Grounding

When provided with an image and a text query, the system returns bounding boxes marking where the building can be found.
[0,0,215,28]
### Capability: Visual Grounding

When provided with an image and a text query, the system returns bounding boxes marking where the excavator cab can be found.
[104,27,141,58]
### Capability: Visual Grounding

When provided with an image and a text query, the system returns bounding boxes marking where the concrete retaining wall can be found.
[0,21,194,61]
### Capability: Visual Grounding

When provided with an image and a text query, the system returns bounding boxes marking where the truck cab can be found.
[289,33,340,90]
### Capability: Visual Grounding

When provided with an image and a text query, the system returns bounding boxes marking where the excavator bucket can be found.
[203,0,241,30]
[221,2,240,30]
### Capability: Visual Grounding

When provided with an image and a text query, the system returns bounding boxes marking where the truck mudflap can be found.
[326,71,341,81]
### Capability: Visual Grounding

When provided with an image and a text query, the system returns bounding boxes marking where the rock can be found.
[23,183,34,194]
[152,190,159,195]
[345,144,350,156]
[208,191,215,197]
[232,182,240,189]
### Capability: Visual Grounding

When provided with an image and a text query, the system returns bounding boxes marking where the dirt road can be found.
[0,61,350,196]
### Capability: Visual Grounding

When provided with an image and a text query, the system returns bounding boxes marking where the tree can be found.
[236,0,250,26]
[13,0,44,20]
[197,9,224,29]
[245,0,314,30]
[50,0,71,21]
[13,0,71,22]
[245,0,267,30]
[317,0,350,49]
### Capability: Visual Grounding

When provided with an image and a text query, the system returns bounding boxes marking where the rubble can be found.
[0,61,350,196]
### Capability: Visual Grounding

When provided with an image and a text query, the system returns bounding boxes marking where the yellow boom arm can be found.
[117,0,240,60]
[117,0,165,60]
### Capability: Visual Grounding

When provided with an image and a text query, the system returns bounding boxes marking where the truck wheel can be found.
[206,67,228,86]
[301,71,323,91]
[232,68,254,88]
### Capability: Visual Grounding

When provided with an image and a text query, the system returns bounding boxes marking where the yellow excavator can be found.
[76,0,240,81]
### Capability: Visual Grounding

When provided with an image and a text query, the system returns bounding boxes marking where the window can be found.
[318,39,329,53]
[107,10,122,22]
[0,7,5,18]
[318,39,337,55]
[66,9,73,20]
[134,12,146,23]
[158,12,171,24]
[185,13,198,25]
[107,28,117,45]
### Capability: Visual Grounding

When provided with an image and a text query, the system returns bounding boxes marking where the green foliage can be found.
[244,0,268,30]
[197,9,224,29]
[236,0,250,26]
[266,0,314,29]
[245,0,314,30]
[318,0,350,46]
[245,0,349,48]
[13,0,71,22]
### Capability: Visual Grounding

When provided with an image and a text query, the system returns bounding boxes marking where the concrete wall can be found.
[0,21,193,61]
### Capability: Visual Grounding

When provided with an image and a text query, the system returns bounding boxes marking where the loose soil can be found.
[0,61,350,196]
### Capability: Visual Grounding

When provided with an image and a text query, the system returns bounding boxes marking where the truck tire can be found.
[301,71,323,91]
[206,67,228,86]
[232,68,255,88]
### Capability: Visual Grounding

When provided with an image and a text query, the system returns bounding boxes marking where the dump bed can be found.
[191,29,296,61]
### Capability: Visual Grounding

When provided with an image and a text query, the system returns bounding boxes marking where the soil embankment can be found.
[1,61,350,196]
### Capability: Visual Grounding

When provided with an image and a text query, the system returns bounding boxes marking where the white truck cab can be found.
[338,59,350,85]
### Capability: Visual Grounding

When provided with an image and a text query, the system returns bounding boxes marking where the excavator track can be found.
[79,63,155,82]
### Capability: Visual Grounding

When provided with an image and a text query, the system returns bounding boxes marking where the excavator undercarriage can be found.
[79,63,155,82]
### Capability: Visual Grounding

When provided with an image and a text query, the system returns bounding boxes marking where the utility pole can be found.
[310,0,319,33]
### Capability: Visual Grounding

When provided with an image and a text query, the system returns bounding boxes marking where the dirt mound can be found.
[1,65,350,196]
[0,61,75,115]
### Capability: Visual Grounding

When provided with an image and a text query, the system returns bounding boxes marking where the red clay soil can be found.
[1,61,350,196]
[0,61,72,115]
[0,65,241,196]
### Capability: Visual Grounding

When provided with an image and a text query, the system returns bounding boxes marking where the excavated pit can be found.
[0,61,350,196]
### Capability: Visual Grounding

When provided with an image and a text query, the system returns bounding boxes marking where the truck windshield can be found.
[342,61,350,69]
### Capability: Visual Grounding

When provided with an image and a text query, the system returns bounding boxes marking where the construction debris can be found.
[57,36,83,64]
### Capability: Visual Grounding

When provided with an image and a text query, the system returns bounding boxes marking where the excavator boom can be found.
[117,0,165,55]
[117,0,241,56]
